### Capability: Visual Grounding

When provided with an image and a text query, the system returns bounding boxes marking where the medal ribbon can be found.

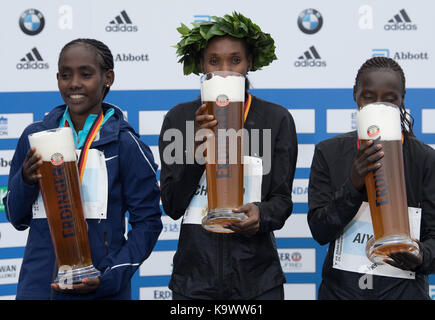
[244,93,252,122]
[64,111,104,183]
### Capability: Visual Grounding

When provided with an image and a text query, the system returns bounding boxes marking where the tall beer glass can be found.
[357,102,419,264]
[200,71,246,233]
[28,127,100,284]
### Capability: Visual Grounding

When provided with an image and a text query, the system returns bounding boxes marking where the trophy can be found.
[29,127,100,284]
[200,71,247,233]
[357,102,419,264]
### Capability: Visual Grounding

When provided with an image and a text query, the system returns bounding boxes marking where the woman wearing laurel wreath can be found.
[158,13,298,300]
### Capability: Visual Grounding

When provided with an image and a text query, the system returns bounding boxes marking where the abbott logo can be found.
[16,47,49,70]
[115,53,149,62]
[106,10,138,32]
[294,46,326,67]
[373,49,428,61]
[384,9,417,31]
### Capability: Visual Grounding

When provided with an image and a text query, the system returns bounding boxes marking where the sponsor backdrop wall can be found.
[1,0,435,300]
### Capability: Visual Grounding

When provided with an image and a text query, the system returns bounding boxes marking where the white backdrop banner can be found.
[1,0,434,92]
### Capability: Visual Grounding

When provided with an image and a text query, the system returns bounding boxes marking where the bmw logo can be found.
[297,8,323,35]
[19,9,45,36]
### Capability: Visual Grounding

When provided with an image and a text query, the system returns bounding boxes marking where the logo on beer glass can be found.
[50,153,64,166]
[291,252,302,262]
[367,125,380,138]
[216,94,230,107]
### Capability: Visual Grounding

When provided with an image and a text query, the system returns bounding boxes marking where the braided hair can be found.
[58,38,114,98]
[354,56,414,137]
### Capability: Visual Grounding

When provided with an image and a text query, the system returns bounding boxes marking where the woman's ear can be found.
[104,70,115,87]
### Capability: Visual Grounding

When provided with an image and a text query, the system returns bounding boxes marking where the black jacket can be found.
[158,95,298,299]
[308,131,435,299]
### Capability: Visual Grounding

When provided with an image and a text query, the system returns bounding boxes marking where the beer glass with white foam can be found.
[28,127,100,284]
[200,71,246,233]
[357,102,419,264]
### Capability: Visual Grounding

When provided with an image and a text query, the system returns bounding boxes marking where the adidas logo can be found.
[294,46,326,67]
[16,47,49,70]
[384,9,417,31]
[106,10,138,32]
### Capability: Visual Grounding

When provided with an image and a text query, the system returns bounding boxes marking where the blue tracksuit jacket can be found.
[2,103,162,299]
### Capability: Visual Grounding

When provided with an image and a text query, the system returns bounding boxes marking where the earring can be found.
[105,84,110,88]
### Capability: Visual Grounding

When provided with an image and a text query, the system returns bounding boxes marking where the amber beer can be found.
[200,71,246,233]
[28,127,100,283]
[357,103,419,264]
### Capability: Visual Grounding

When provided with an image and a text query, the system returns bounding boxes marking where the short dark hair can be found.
[354,56,414,137]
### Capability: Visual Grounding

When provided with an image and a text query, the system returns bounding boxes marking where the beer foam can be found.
[28,127,77,162]
[357,103,402,141]
[201,74,245,102]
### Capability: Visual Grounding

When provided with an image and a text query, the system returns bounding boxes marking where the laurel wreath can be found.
[174,12,277,75]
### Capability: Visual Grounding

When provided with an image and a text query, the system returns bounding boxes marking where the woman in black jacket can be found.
[308,56,435,299]
[158,13,298,300]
